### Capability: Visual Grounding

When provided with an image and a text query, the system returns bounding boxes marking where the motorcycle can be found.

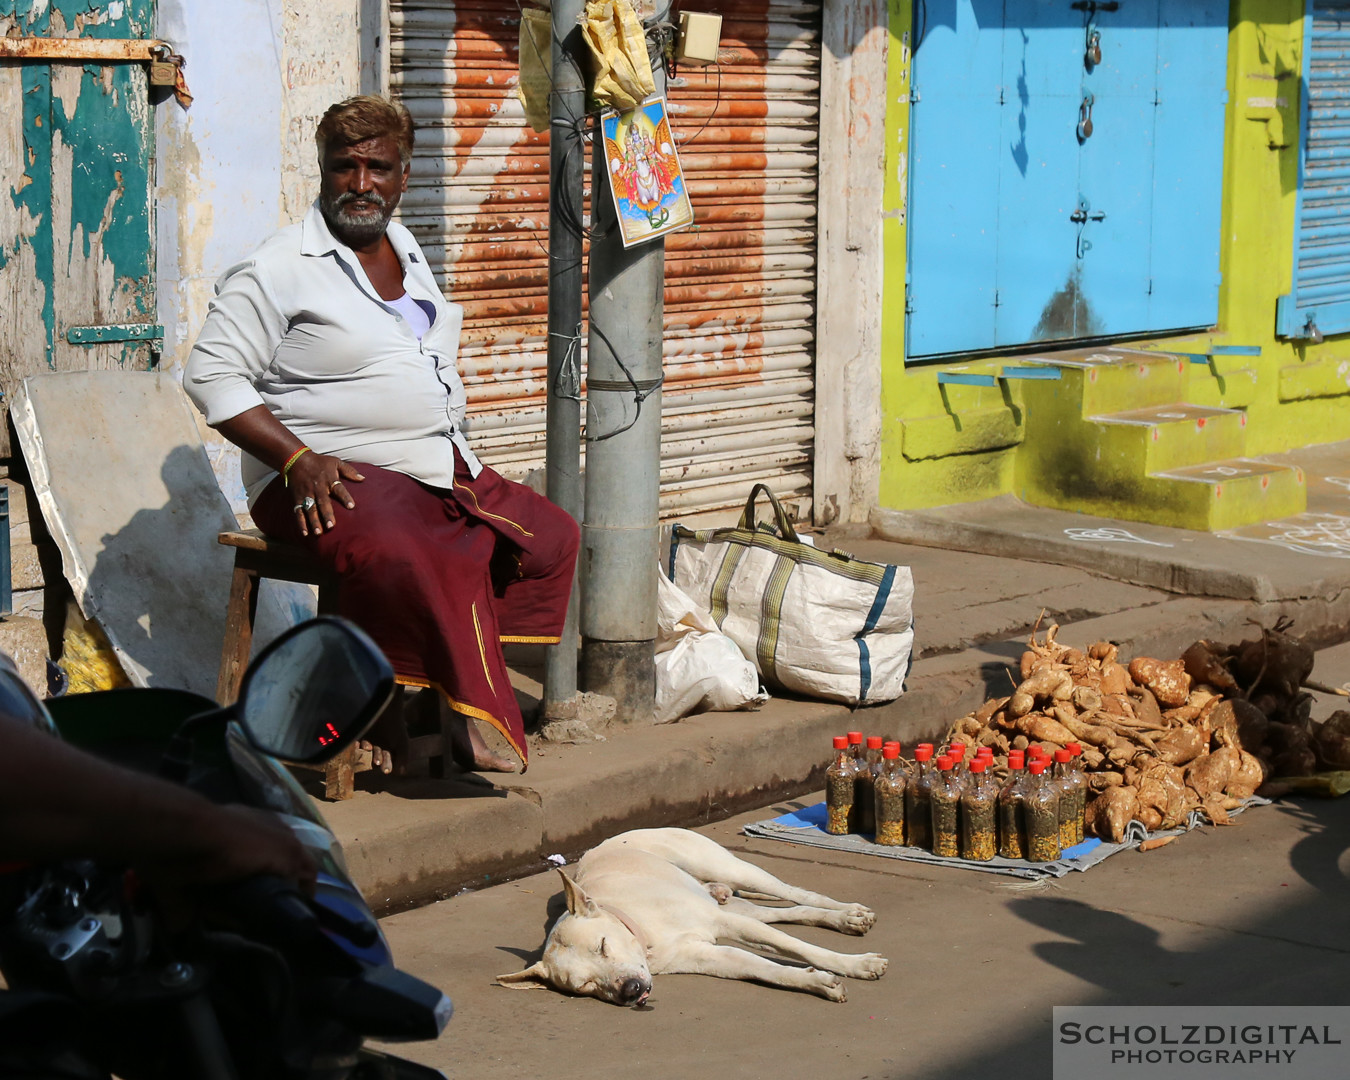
[0,616,450,1079]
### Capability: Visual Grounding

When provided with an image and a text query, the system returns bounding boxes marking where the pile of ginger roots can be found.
[944,616,1350,844]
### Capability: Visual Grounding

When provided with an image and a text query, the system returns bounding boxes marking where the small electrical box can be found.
[676,11,722,66]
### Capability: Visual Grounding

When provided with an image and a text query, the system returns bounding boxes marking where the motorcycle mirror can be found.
[237,616,396,764]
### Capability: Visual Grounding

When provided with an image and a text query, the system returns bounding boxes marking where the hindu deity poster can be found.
[600,96,694,247]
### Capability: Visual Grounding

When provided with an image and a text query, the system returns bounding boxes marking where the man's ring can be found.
[301,496,317,512]
[328,480,342,492]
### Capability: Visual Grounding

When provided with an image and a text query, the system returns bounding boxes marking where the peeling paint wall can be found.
[812,0,888,525]
[278,4,361,225]
[0,0,158,459]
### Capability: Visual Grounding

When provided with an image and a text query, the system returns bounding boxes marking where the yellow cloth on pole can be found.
[582,0,654,112]
[517,6,554,134]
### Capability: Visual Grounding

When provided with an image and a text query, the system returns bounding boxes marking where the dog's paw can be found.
[847,953,888,981]
[833,904,877,936]
[810,969,847,1003]
[706,882,733,904]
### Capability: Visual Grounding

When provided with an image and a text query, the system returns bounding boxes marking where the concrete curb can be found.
[328,584,1350,914]
[869,502,1274,600]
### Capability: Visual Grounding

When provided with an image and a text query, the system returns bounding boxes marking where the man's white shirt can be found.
[184,202,482,506]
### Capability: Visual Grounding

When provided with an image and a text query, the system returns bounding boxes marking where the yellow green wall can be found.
[878,0,1350,512]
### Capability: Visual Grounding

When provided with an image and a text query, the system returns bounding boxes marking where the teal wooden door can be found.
[0,0,158,453]
[906,0,1228,360]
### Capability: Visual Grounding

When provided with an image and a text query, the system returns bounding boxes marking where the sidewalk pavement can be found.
[328,438,1350,914]
[378,778,1350,1080]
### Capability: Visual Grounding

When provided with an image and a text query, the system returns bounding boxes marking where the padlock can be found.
[149,59,177,87]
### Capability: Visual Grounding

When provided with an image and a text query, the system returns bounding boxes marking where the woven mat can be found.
[742,798,1269,880]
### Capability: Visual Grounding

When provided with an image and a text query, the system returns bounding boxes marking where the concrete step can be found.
[1021,346,1190,415]
[1148,458,1308,532]
[1022,455,1307,531]
[1090,403,1249,473]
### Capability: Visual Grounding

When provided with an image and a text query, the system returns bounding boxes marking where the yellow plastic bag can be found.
[517,6,553,134]
[582,0,654,112]
[59,600,131,694]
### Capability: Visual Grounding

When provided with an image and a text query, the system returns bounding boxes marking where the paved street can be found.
[373,646,1350,1080]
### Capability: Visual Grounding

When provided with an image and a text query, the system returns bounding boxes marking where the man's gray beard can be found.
[320,189,393,246]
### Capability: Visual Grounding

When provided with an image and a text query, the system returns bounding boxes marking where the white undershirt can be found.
[388,291,432,340]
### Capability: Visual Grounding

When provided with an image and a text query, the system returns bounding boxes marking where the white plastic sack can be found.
[670,485,914,706]
[655,571,768,724]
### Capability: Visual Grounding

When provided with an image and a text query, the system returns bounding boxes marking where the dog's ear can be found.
[496,962,553,991]
[557,867,601,918]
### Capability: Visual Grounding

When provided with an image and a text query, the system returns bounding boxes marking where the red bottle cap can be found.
[882,744,900,760]
[1068,742,1083,755]
[848,731,864,745]
[976,747,994,759]
[1008,752,1025,769]
[949,741,966,754]
[915,746,933,762]
[1029,760,1046,775]
[918,742,934,753]
[833,736,848,750]
[971,760,986,773]
[867,735,884,749]
[1054,749,1072,763]
[937,756,953,770]
[884,740,901,752]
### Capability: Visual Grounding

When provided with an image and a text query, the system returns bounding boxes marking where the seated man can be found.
[184,95,578,773]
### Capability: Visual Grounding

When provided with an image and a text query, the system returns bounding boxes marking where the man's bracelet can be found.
[282,446,311,486]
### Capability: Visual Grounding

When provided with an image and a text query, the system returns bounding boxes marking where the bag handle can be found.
[738,484,801,543]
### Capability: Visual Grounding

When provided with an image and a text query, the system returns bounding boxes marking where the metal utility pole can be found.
[580,15,668,721]
[542,0,587,717]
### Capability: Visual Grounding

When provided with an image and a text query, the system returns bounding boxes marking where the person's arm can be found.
[214,407,364,537]
[0,713,314,890]
[184,261,363,536]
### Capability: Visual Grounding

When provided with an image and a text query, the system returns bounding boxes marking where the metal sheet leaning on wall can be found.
[389,0,822,520]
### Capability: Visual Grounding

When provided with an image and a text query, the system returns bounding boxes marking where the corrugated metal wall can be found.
[1279,0,1350,339]
[390,0,821,517]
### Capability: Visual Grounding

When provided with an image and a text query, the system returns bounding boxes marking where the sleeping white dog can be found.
[497,828,887,1004]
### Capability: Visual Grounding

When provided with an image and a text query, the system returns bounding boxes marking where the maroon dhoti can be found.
[253,456,579,768]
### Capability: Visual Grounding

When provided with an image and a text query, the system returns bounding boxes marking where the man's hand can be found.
[170,804,317,892]
[211,406,365,536]
[287,451,365,536]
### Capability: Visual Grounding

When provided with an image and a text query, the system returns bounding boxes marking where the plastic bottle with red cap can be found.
[906,744,936,850]
[1051,749,1078,850]
[852,735,885,834]
[825,736,854,835]
[1024,759,1062,862]
[930,755,962,858]
[874,742,907,846]
[960,758,997,861]
[998,750,1028,860]
[1060,742,1088,846]
[947,741,969,795]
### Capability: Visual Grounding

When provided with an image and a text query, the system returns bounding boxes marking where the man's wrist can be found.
[282,446,312,486]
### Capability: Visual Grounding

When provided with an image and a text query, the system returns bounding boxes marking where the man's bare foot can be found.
[357,739,395,775]
[447,712,518,773]
[358,696,411,776]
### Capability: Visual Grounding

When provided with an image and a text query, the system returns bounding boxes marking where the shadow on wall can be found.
[83,444,314,698]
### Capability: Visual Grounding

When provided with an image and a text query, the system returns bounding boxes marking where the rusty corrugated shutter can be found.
[391,0,820,518]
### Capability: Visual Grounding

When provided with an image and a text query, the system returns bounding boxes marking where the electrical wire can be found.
[512,0,697,441]
[585,321,663,443]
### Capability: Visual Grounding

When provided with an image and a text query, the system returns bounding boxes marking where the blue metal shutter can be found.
[1278,0,1350,339]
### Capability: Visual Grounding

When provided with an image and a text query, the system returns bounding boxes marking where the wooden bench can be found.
[216,528,455,799]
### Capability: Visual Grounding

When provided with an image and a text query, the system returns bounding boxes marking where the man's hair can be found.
[315,95,415,167]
